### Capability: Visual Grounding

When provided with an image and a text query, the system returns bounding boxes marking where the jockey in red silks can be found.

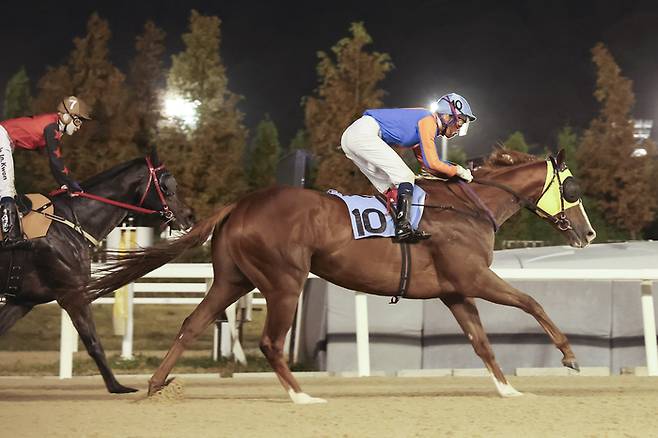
[341,92,476,243]
[0,96,91,245]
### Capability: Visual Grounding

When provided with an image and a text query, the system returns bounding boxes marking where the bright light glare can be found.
[429,101,439,113]
[163,93,200,127]
[631,148,648,158]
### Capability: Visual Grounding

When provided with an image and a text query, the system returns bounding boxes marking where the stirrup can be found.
[394,224,431,244]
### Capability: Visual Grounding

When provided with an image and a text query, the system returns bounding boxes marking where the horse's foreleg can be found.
[470,269,578,370]
[441,295,522,397]
[260,290,326,405]
[0,302,32,336]
[148,281,247,395]
[61,300,138,394]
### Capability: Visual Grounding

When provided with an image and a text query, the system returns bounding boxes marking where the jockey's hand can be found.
[70,181,83,192]
[455,165,473,183]
[62,182,83,195]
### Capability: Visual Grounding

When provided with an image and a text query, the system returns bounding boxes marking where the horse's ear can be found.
[149,146,160,165]
[556,148,566,170]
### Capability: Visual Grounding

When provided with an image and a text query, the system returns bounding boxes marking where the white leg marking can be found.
[287,388,327,404]
[491,374,523,398]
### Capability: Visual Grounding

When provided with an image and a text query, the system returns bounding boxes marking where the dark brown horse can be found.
[0,150,193,393]
[87,149,595,403]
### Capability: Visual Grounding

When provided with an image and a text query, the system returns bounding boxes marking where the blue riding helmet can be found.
[434,93,476,121]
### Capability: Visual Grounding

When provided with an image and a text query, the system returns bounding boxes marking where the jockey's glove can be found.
[455,165,473,183]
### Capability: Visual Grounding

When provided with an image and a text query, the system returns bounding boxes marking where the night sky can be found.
[2,0,658,157]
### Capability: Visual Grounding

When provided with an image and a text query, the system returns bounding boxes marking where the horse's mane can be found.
[81,158,144,189]
[479,148,540,170]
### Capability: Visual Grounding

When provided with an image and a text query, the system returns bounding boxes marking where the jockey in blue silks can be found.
[341,92,476,243]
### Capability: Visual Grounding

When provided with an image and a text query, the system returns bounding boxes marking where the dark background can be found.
[1,0,657,156]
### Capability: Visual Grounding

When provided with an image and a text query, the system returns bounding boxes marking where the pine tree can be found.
[3,67,32,119]
[556,126,579,174]
[502,131,530,153]
[159,10,248,217]
[246,115,280,190]
[30,13,138,193]
[577,43,655,238]
[304,22,393,193]
[288,129,308,152]
[130,21,166,154]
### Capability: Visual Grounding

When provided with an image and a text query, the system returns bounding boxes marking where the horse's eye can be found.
[159,174,177,195]
[562,177,581,203]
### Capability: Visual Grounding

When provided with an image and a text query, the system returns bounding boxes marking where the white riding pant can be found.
[340,115,416,193]
[0,126,16,199]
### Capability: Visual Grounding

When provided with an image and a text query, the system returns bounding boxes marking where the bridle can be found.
[52,156,178,225]
[473,157,580,232]
[136,156,175,223]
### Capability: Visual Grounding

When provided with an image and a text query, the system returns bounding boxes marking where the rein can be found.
[413,158,574,233]
[50,156,175,222]
[473,159,574,232]
[412,183,499,232]
[42,156,178,245]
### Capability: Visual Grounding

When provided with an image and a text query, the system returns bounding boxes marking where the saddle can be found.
[0,194,55,300]
[0,194,55,242]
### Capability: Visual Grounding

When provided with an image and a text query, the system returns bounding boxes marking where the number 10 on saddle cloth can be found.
[328,186,427,239]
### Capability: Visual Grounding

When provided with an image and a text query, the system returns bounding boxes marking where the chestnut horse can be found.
[87,149,596,403]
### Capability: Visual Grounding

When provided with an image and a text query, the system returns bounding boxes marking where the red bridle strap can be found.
[72,192,161,215]
[48,156,173,219]
[138,156,173,219]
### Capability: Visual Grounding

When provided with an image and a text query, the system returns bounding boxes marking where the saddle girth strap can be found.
[4,249,26,299]
[34,203,100,247]
[390,242,411,304]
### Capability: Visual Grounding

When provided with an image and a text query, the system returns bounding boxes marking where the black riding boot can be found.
[0,197,24,245]
[394,183,430,243]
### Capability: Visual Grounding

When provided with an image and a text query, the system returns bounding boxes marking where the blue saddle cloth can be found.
[328,186,427,239]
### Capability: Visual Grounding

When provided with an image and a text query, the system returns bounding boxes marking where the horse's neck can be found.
[68,170,143,241]
[477,160,547,226]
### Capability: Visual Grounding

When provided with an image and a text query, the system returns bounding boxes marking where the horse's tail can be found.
[86,203,236,302]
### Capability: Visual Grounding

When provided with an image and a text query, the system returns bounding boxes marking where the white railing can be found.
[349,268,658,377]
[58,263,303,379]
[58,266,658,379]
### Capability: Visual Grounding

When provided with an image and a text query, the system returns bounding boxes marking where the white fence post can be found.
[59,309,75,379]
[355,292,371,377]
[641,280,658,376]
[120,282,135,360]
[292,289,304,364]
[219,322,231,358]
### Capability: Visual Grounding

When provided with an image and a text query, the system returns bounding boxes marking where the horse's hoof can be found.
[563,360,580,372]
[288,389,327,405]
[110,385,139,394]
[491,376,523,398]
[148,377,174,396]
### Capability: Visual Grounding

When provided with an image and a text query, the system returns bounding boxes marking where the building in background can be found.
[276,149,312,187]
[632,119,653,157]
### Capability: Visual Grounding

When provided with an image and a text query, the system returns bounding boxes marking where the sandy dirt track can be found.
[1,375,657,437]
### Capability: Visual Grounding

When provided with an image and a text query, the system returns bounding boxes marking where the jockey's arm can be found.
[44,124,77,189]
[417,115,457,177]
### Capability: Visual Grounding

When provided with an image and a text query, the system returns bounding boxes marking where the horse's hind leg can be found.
[260,286,326,404]
[470,269,578,370]
[148,280,249,395]
[441,295,522,397]
[60,298,137,393]
[0,301,32,336]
